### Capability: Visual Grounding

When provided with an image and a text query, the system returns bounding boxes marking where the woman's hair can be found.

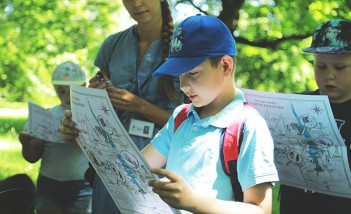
[159,1,179,102]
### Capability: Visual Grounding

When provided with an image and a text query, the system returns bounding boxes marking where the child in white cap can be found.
[19,61,92,214]
[279,19,351,214]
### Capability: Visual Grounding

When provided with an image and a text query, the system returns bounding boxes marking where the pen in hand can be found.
[95,71,111,88]
[96,71,104,82]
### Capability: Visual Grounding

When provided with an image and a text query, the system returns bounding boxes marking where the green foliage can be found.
[172,0,351,93]
[3,3,347,213]
[0,117,27,137]
[0,140,41,182]
[0,0,125,104]
[2,0,351,102]
[272,184,280,214]
[233,0,351,93]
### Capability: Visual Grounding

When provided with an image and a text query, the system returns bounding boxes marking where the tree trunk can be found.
[217,0,245,32]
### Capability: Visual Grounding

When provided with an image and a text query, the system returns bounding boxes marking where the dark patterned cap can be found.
[302,19,351,54]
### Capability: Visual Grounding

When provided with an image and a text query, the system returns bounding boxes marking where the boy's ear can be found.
[221,56,234,76]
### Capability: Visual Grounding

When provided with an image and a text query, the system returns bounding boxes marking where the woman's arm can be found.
[107,87,172,126]
[89,70,173,127]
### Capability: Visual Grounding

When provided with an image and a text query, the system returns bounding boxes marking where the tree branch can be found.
[174,0,312,49]
[235,34,311,49]
[217,0,245,32]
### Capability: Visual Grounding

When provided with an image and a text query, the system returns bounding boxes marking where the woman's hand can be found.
[88,71,143,112]
[88,71,111,89]
[106,87,144,113]
[88,70,171,126]
[60,110,80,144]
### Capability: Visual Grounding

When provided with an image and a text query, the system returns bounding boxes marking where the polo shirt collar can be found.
[186,88,246,128]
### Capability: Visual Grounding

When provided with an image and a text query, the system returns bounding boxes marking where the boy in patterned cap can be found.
[279,19,351,214]
[19,61,93,214]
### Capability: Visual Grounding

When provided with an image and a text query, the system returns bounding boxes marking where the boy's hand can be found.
[19,131,45,163]
[19,131,44,146]
[60,110,80,144]
[148,168,197,211]
[18,132,33,146]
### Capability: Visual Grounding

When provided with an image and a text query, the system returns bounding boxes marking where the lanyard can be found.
[134,34,154,98]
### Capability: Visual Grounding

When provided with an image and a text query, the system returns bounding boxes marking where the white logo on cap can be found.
[170,27,184,53]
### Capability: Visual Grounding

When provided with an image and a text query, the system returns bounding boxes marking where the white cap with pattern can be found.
[51,61,86,85]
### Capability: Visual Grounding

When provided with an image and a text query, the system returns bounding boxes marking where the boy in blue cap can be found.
[60,15,279,213]
[279,19,351,214]
[145,14,279,213]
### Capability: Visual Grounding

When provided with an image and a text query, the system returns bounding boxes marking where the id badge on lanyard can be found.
[128,119,154,139]
[128,35,155,139]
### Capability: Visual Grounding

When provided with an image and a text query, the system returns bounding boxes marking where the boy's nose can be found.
[179,76,190,93]
[325,68,336,80]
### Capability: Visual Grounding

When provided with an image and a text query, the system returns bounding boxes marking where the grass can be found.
[273,183,280,214]
[0,109,40,181]
[0,137,41,181]
[0,107,280,213]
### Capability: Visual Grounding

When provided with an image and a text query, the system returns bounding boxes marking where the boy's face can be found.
[179,58,227,108]
[314,54,351,103]
[54,85,70,109]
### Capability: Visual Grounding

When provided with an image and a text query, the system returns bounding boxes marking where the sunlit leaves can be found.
[173,0,349,94]
[2,0,351,105]
[0,0,123,105]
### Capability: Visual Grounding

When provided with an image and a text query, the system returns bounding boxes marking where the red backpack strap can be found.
[220,103,258,201]
[174,104,192,133]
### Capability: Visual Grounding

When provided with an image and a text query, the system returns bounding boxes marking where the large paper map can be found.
[70,85,180,214]
[242,88,351,198]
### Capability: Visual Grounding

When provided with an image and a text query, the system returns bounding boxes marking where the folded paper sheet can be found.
[70,85,180,214]
[242,88,351,198]
[27,102,65,143]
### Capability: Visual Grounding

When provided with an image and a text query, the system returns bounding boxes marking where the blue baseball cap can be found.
[152,14,236,77]
[302,19,351,54]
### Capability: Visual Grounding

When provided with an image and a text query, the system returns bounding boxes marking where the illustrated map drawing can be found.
[242,88,351,198]
[27,102,64,143]
[70,85,180,214]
